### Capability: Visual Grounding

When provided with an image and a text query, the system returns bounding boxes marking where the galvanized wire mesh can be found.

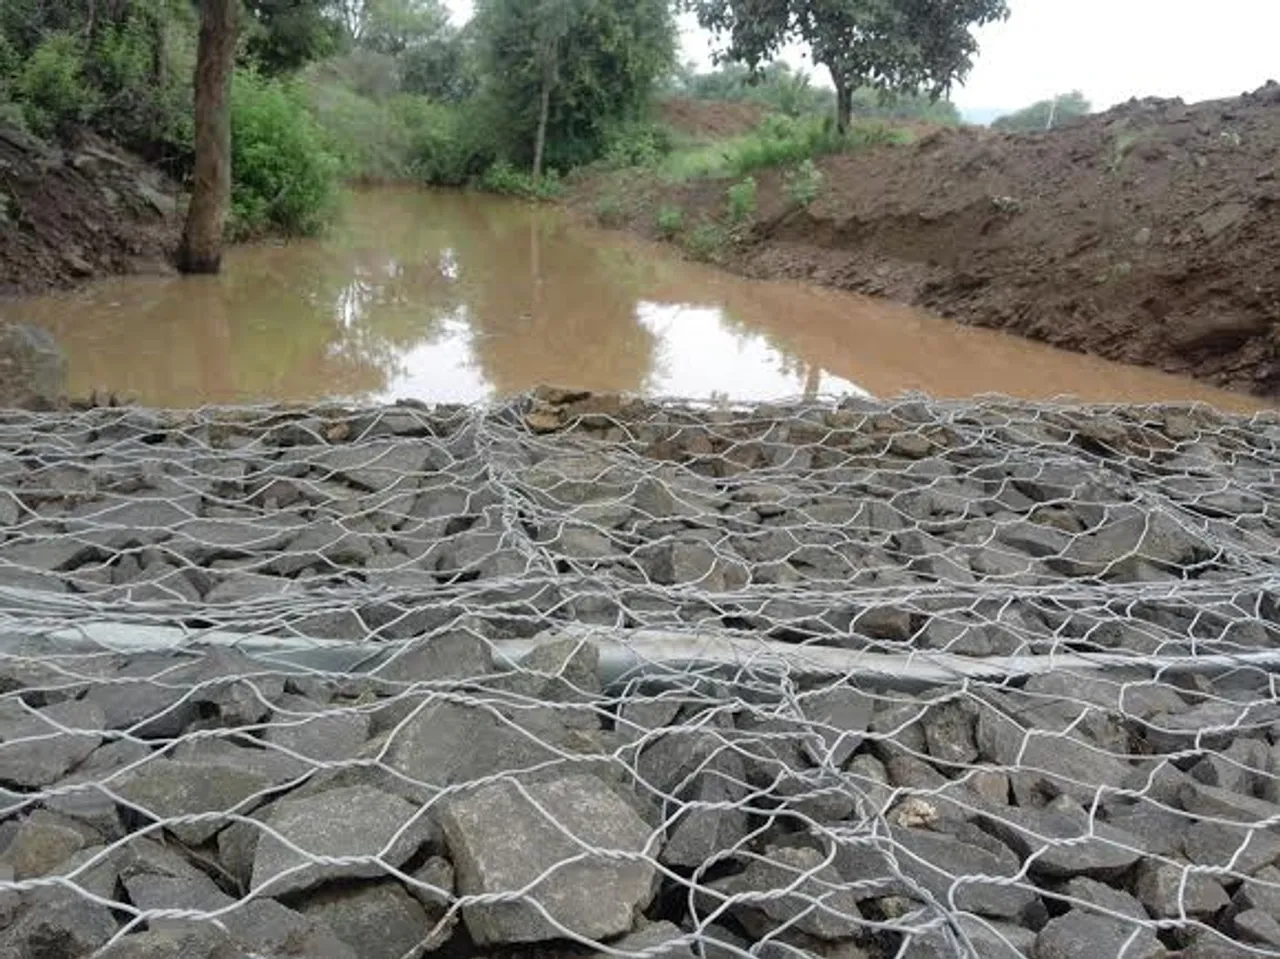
[1,389,1279,959]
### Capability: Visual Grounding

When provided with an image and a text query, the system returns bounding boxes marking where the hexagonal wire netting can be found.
[1,391,1278,958]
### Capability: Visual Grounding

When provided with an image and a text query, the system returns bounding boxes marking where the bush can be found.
[655,204,683,238]
[17,33,94,138]
[478,160,562,200]
[595,193,626,227]
[682,220,727,262]
[784,159,825,208]
[230,71,340,238]
[725,176,757,224]
[392,95,490,186]
[600,119,672,169]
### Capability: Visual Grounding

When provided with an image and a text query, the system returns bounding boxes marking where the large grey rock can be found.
[262,694,370,763]
[798,686,875,767]
[50,843,122,902]
[976,705,1131,804]
[1053,509,1205,580]
[370,627,494,684]
[1134,859,1230,918]
[923,700,980,767]
[1234,865,1280,916]
[312,440,432,492]
[296,881,435,959]
[251,785,436,897]
[95,927,242,959]
[589,921,695,959]
[708,845,862,942]
[115,759,272,845]
[1,811,88,880]
[1057,877,1148,922]
[660,758,751,868]
[1034,909,1164,959]
[440,773,656,945]
[271,519,374,574]
[83,654,199,737]
[0,889,118,957]
[639,540,748,591]
[169,736,312,787]
[890,826,1038,920]
[901,915,1036,959]
[0,322,67,408]
[0,698,105,787]
[123,872,356,958]
[977,805,1143,878]
[1234,908,1280,947]
[1181,782,1280,825]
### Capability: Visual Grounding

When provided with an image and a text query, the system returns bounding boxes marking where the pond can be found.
[0,186,1264,412]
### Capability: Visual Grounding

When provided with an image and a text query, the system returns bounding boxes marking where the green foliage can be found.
[359,0,451,55]
[1108,131,1141,174]
[993,91,1091,132]
[0,28,18,97]
[17,33,95,138]
[243,0,342,74]
[392,94,490,184]
[725,176,757,224]
[399,27,478,102]
[475,0,676,172]
[655,204,683,238]
[686,0,1008,130]
[783,158,824,208]
[594,192,626,226]
[230,70,341,238]
[682,219,728,261]
[478,160,562,199]
[599,119,672,169]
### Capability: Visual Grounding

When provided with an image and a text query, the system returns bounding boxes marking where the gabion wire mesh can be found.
[0,388,1278,959]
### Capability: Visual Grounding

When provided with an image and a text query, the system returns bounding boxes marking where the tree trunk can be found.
[177,0,237,276]
[834,76,852,135]
[532,58,554,181]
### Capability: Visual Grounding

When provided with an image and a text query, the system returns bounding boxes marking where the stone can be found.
[708,845,862,941]
[890,826,1038,920]
[251,785,436,897]
[1054,510,1204,580]
[923,700,980,767]
[1234,908,1280,946]
[95,927,242,959]
[1190,739,1270,796]
[501,636,603,703]
[312,441,431,492]
[271,519,375,574]
[550,525,617,560]
[901,916,1036,959]
[1181,782,1280,825]
[370,628,494,684]
[383,700,564,790]
[660,761,752,868]
[50,844,122,902]
[123,872,356,958]
[0,698,105,787]
[1058,877,1149,921]
[405,855,455,912]
[82,654,199,738]
[296,881,433,959]
[798,686,875,767]
[1034,909,1163,959]
[1,811,88,879]
[169,736,312,787]
[205,573,295,604]
[440,773,656,945]
[977,805,1143,878]
[591,921,695,958]
[0,322,67,408]
[262,694,370,763]
[976,705,1131,805]
[115,759,272,845]
[1234,865,1280,915]
[0,889,118,957]
[640,540,748,591]
[1134,859,1230,918]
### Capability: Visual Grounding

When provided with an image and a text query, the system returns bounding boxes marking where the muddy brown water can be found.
[0,187,1267,412]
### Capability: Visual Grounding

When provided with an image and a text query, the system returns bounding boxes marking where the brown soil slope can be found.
[0,125,179,297]
[603,85,1280,397]
[658,98,766,139]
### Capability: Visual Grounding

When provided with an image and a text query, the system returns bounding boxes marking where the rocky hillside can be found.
[0,124,179,297]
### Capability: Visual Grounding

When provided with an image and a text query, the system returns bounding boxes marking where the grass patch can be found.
[682,219,729,262]
[725,176,757,225]
[658,114,911,182]
[594,191,627,227]
[656,204,684,238]
[783,159,825,208]
[478,161,562,200]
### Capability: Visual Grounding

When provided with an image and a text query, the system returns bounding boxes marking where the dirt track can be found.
[586,86,1280,399]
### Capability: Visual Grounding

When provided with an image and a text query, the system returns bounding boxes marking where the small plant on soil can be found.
[784,159,825,209]
[594,192,627,227]
[682,220,728,262]
[656,204,684,238]
[1108,131,1141,173]
[725,176,758,225]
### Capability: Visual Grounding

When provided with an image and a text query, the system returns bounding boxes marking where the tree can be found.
[685,0,1009,132]
[475,0,675,173]
[242,0,342,74]
[992,90,1091,131]
[177,0,237,274]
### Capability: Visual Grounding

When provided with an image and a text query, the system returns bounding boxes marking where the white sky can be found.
[445,1,1280,112]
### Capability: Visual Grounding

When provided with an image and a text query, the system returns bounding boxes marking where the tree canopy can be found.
[992,90,1091,131]
[684,0,1008,131]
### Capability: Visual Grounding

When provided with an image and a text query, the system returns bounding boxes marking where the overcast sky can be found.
[446,1,1280,113]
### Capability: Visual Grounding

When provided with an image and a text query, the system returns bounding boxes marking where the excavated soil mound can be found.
[657,97,766,139]
[614,85,1280,398]
[0,125,179,297]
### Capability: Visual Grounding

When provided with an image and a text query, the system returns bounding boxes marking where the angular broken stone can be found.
[977,805,1143,879]
[1034,909,1163,959]
[1134,858,1231,918]
[1,810,88,879]
[707,844,863,942]
[591,922,697,958]
[0,888,119,957]
[0,698,105,787]
[262,694,370,763]
[115,759,272,845]
[798,686,875,767]
[890,826,1038,920]
[251,785,437,897]
[296,881,433,959]
[95,926,241,959]
[369,627,494,684]
[440,773,656,945]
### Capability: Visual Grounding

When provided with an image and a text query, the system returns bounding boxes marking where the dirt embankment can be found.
[590,85,1280,398]
[657,97,766,140]
[0,124,179,298]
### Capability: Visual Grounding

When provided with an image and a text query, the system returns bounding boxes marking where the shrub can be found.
[683,220,727,261]
[17,33,95,138]
[655,204,683,238]
[230,71,340,238]
[725,176,757,225]
[784,159,825,208]
[392,96,491,186]
[0,29,17,96]
[600,120,672,169]
[478,160,562,200]
[595,193,626,227]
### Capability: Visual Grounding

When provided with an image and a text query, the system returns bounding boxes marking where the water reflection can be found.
[0,186,1266,412]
